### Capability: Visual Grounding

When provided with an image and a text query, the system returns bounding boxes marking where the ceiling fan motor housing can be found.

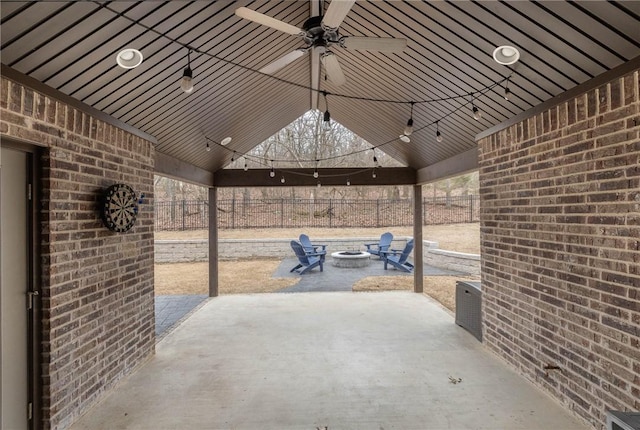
[303,16,339,47]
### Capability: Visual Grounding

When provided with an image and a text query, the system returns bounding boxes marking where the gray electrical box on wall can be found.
[455,281,482,342]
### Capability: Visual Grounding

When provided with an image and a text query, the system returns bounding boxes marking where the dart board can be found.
[100,183,139,232]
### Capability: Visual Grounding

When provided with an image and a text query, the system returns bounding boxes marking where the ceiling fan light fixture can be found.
[493,45,520,65]
[116,48,143,69]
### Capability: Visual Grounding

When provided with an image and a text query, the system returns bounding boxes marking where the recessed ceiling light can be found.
[116,49,143,69]
[221,137,232,145]
[399,134,410,143]
[493,45,520,65]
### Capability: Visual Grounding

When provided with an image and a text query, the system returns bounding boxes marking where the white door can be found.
[1,146,29,430]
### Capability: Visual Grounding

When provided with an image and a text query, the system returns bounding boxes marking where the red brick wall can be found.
[1,76,155,429]
[478,70,639,429]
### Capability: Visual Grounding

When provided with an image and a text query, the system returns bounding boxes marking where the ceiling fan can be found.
[235,0,407,86]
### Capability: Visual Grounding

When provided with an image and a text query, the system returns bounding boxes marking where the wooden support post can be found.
[413,185,424,293]
[208,187,219,297]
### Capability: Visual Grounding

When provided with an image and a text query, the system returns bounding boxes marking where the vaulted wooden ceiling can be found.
[2,1,639,180]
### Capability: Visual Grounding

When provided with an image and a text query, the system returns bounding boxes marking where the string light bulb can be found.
[323,92,331,130]
[243,159,249,171]
[280,176,286,184]
[504,77,511,101]
[346,178,351,186]
[317,181,321,188]
[270,161,275,178]
[206,141,211,152]
[373,151,379,168]
[372,169,377,179]
[231,151,236,162]
[436,121,443,143]
[181,49,194,94]
[471,100,482,120]
[404,102,414,136]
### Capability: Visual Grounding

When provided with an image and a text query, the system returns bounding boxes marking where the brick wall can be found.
[1,76,155,429]
[478,70,639,429]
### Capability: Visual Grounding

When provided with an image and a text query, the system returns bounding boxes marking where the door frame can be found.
[1,139,42,430]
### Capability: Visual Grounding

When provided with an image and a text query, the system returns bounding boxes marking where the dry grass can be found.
[155,259,299,296]
[352,275,479,312]
[156,223,480,254]
[155,223,480,312]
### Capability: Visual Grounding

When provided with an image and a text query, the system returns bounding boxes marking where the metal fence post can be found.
[329,199,333,228]
[181,200,186,231]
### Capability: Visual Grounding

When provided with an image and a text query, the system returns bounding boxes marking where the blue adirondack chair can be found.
[381,239,415,272]
[290,240,324,274]
[364,232,393,258]
[299,234,327,262]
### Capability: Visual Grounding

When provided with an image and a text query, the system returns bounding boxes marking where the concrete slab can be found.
[154,295,208,338]
[70,292,585,430]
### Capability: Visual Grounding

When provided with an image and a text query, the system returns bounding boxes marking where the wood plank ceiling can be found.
[2,1,639,175]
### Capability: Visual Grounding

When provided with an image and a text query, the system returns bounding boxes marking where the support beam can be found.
[208,187,219,297]
[214,167,415,188]
[155,152,214,187]
[413,185,423,293]
[415,148,477,185]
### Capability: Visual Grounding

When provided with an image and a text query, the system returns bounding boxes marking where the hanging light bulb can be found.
[243,160,249,171]
[206,142,211,152]
[372,169,377,179]
[404,102,415,136]
[373,152,379,168]
[281,176,286,184]
[323,92,331,130]
[346,179,351,186]
[472,101,482,120]
[181,49,194,94]
[436,121,443,143]
[270,161,275,178]
[504,77,512,101]
[313,160,319,178]
[317,181,321,188]
[231,151,236,163]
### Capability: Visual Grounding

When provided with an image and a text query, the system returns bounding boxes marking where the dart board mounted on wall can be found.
[100,183,139,233]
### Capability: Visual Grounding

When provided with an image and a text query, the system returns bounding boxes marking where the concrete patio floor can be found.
[70,292,585,430]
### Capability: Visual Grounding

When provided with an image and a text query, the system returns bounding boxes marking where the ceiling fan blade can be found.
[342,36,408,52]
[259,49,307,75]
[321,52,346,86]
[321,0,356,29]
[235,7,303,35]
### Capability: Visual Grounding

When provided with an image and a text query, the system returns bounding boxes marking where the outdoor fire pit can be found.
[331,251,371,268]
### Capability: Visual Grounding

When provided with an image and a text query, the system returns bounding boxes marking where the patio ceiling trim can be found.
[476,55,640,141]
[213,167,416,188]
[1,64,157,145]
[155,152,214,187]
[415,147,478,185]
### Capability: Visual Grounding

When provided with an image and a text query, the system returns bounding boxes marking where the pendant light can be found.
[181,49,194,94]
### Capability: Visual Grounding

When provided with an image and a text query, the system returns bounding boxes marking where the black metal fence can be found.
[155,196,479,231]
